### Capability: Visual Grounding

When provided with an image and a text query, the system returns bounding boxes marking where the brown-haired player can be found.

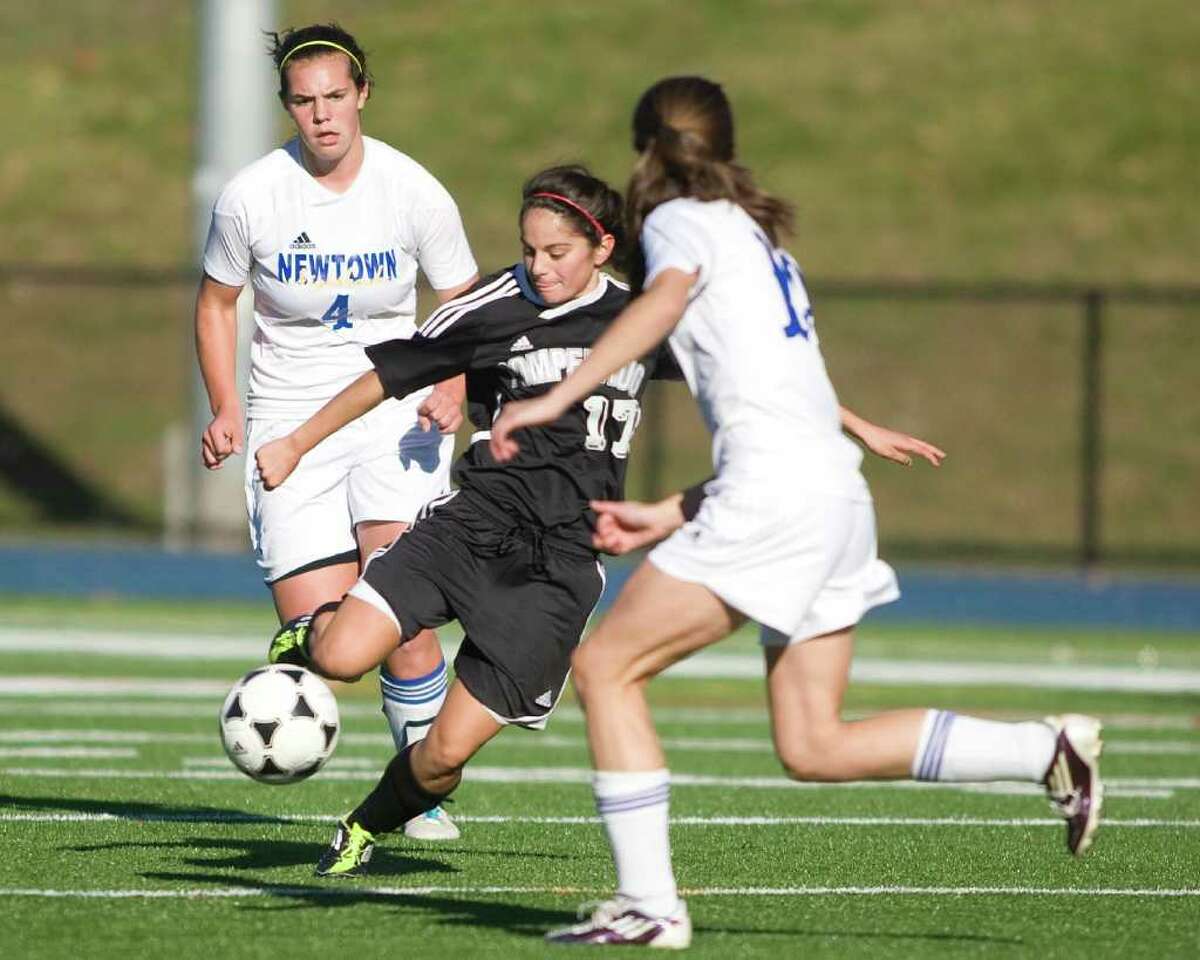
[196,22,478,839]
[492,77,1102,949]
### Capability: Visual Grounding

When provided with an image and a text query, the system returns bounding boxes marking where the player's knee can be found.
[776,726,842,782]
[570,647,592,702]
[390,629,439,669]
[570,643,612,701]
[308,634,364,684]
[417,734,471,780]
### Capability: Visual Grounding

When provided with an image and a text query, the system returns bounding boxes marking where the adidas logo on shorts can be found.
[535,689,554,708]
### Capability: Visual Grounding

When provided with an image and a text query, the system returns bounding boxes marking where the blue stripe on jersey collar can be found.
[513,262,549,308]
[514,263,621,318]
[539,272,612,319]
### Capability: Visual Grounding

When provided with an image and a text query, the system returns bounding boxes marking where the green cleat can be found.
[268,614,314,666]
[316,819,375,878]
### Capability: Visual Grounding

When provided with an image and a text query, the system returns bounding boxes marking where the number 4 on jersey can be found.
[757,234,813,340]
[322,294,352,330]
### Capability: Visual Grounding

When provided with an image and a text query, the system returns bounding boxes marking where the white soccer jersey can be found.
[203,136,477,419]
[642,197,868,502]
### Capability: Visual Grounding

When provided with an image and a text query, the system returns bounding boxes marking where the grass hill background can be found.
[0,1,1196,564]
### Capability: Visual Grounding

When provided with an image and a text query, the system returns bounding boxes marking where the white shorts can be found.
[245,398,454,583]
[648,487,899,645]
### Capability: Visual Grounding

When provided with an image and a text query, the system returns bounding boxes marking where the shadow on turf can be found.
[0,793,292,824]
[138,870,1025,947]
[70,832,566,874]
[137,870,667,941]
[72,837,454,875]
[16,793,573,873]
[13,792,1024,946]
[146,870,569,931]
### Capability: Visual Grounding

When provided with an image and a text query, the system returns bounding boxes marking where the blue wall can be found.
[1,544,1198,631]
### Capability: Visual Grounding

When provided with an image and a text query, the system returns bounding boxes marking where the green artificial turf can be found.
[1,597,1197,957]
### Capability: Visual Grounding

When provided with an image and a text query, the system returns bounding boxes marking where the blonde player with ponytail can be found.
[492,76,1102,950]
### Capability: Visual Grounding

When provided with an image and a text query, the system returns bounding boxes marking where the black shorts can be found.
[353,491,606,727]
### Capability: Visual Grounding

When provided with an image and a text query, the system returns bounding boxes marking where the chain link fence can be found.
[2,265,1197,568]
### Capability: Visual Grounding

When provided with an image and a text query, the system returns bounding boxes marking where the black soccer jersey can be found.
[365,265,680,549]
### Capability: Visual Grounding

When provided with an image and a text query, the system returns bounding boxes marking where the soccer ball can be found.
[219,665,340,784]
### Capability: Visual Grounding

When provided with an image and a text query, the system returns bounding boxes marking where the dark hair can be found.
[267,23,371,100]
[625,76,793,289]
[520,165,626,260]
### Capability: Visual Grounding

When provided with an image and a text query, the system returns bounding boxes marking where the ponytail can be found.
[624,76,793,290]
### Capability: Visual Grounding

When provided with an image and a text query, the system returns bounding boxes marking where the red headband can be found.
[531,192,608,240]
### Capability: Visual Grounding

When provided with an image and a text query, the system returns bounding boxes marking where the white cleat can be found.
[546,896,692,949]
[403,804,461,841]
[1042,714,1104,856]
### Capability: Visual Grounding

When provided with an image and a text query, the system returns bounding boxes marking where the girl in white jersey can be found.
[196,23,478,840]
[491,77,1103,950]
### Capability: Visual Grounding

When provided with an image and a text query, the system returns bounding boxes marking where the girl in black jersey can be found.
[257,165,661,875]
[256,164,941,877]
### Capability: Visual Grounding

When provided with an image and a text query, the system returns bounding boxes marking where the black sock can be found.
[347,743,450,835]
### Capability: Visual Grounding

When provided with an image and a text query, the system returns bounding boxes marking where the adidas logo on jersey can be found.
[535,689,554,708]
[289,231,316,250]
[510,335,534,352]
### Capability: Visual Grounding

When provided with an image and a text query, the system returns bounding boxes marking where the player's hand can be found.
[589,497,686,554]
[489,394,566,462]
[856,423,946,467]
[418,387,463,434]
[255,435,302,490]
[200,406,244,469]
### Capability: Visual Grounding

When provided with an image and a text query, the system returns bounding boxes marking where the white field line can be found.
[0,747,136,759]
[0,701,394,720]
[500,736,1200,757]
[1099,714,1200,732]
[0,697,1196,734]
[0,730,212,744]
[4,627,1200,693]
[0,764,1181,798]
[1,884,1197,900]
[1,811,1196,829]
[3,728,1195,758]
[0,702,220,718]
[0,678,229,698]
[1103,741,1200,755]
[496,734,1200,757]
[0,630,263,661]
[853,661,1200,694]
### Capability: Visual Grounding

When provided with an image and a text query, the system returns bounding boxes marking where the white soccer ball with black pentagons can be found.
[219,665,340,784]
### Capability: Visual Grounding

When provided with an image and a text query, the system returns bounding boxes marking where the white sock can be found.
[594,769,679,917]
[912,709,1056,782]
[379,659,448,752]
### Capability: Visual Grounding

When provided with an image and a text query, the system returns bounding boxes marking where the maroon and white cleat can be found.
[546,897,691,949]
[1042,714,1104,856]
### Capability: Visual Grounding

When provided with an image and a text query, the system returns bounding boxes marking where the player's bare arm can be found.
[590,494,686,555]
[256,370,386,489]
[195,275,245,469]
[417,275,477,433]
[417,380,464,433]
[839,406,946,467]
[590,473,712,554]
[490,267,695,461]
